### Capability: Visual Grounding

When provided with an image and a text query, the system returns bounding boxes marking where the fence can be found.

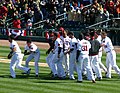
[86,18,120,45]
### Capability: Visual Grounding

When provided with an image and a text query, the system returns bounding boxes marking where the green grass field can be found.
[0,46,120,93]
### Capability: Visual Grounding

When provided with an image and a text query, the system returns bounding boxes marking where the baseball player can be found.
[89,31,102,80]
[94,31,107,73]
[49,32,66,79]
[62,31,71,75]
[76,33,95,83]
[67,31,77,80]
[101,31,120,78]
[8,35,31,78]
[58,27,70,75]
[46,31,55,73]
[24,38,40,77]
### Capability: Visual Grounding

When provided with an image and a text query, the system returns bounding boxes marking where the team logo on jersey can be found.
[82,42,87,44]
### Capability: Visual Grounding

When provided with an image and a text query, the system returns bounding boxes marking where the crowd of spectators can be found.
[0,0,120,32]
[66,0,120,26]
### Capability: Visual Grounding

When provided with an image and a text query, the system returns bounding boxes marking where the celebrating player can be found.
[62,30,71,75]
[94,31,107,74]
[89,31,102,80]
[8,35,31,78]
[101,31,120,78]
[67,31,77,80]
[76,33,96,83]
[23,38,40,77]
[49,32,66,79]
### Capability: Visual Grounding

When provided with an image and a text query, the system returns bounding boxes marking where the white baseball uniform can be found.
[69,37,78,79]
[46,52,54,69]
[77,39,95,81]
[102,36,120,78]
[97,35,107,72]
[24,43,40,75]
[63,36,71,75]
[10,40,30,78]
[46,40,55,70]
[50,38,66,78]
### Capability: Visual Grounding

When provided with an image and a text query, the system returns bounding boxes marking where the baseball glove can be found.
[7,53,12,59]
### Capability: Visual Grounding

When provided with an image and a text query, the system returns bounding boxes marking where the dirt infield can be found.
[0,40,49,49]
[0,58,48,67]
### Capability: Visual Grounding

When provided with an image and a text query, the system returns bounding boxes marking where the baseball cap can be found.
[27,38,32,43]
[58,27,64,32]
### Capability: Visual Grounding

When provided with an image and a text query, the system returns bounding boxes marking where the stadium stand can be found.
[0,0,120,45]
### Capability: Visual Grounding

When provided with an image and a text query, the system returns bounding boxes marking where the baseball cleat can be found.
[69,77,75,80]
[92,80,96,83]
[26,68,31,75]
[52,74,58,79]
[98,77,102,81]
[77,80,83,83]
[35,74,39,77]
[59,76,66,80]
[9,76,15,78]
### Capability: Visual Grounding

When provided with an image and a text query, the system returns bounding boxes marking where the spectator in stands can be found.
[66,7,74,21]
[7,1,15,18]
[102,9,109,26]
[20,0,28,13]
[28,0,33,8]
[43,19,53,29]
[51,20,58,29]
[13,10,21,19]
[116,0,120,17]
[40,0,48,20]
[14,0,21,12]
[70,0,79,11]
[81,0,92,6]
[81,7,88,25]
[92,0,100,9]
[26,19,32,36]
[104,0,116,17]
[0,16,6,27]
[0,3,8,20]
[73,8,81,21]
[49,10,57,21]
[95,5,104,23]
[23,7,34,24]
[12,16,21,37]
[33,4,43,22]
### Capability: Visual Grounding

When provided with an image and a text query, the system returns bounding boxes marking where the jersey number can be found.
[82,46,87,51]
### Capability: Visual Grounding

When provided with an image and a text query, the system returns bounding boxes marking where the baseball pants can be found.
[90,55,102,79]
[25,52,40,75]
[106,50,120,78]
[77,55,95,81]
[10,53,29,78]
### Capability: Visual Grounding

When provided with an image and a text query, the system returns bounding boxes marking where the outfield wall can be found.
[0,35,47,42]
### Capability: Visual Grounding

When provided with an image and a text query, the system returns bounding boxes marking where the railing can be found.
[86,18,120,30]
[5,12,26,27]
[56,13,67,23]
[33,12,67,29]
[83,4,92,8]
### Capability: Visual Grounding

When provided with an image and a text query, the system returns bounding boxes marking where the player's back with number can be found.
[78,39,91,55]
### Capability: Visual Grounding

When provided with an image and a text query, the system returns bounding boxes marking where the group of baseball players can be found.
[7,27,120,83]
[8,35,40,78]
[45,27,120,83]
